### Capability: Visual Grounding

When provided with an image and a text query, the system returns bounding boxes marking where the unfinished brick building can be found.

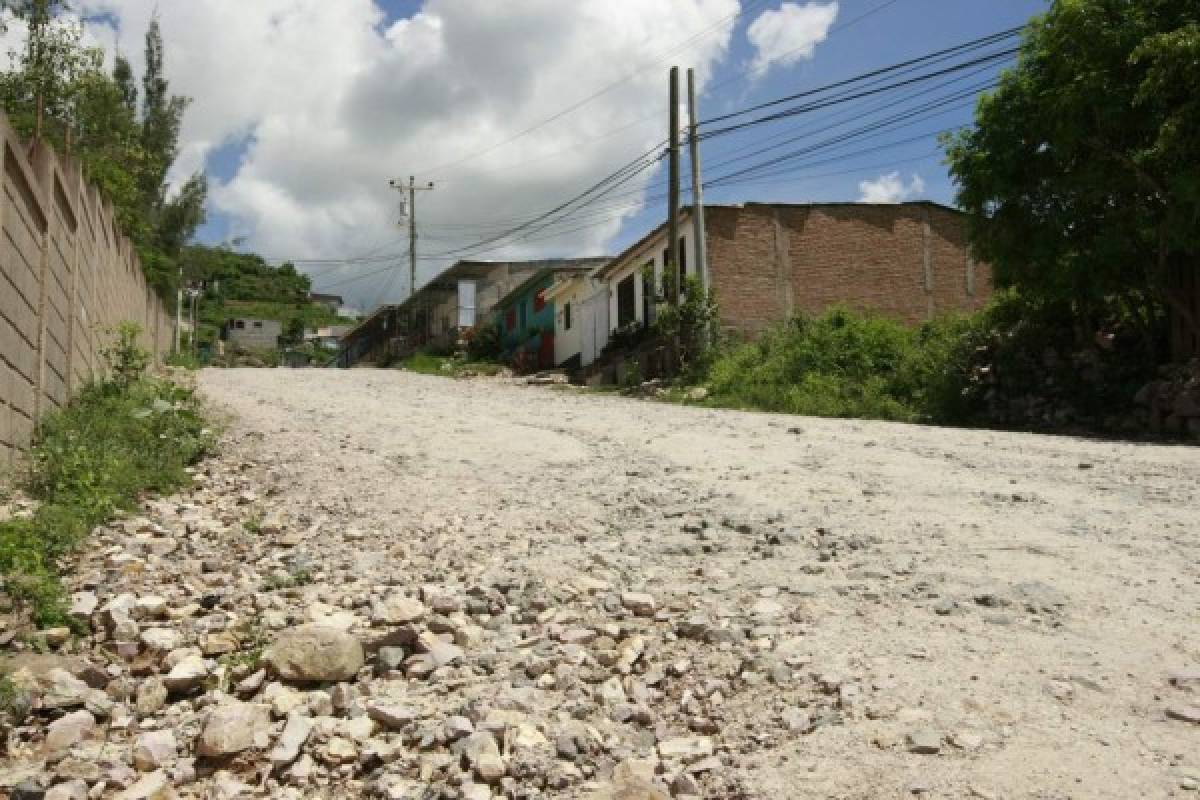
[593,201,990,345]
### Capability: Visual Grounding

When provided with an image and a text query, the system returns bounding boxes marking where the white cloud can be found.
[857,171,925,203]
[63,0,738,309]
[745,1,837,78]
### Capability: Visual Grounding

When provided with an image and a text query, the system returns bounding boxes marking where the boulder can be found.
[196,702,272,757]
[133,730,177,771]
[264,625,364,683]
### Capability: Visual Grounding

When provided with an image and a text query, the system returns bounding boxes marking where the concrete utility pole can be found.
[668,66,682,306]
[390,176,435,301]
[175,265,184,354]
[687,68,708,298]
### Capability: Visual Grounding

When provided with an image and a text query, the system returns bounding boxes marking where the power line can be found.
[419,0,770,180]
[701,25,1022,127]
[265,25,1021,269]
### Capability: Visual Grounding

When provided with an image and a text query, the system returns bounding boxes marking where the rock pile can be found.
[1134,359,1200,438]
[2,451,791,798]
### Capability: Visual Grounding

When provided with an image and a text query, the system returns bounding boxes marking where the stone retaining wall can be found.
[0,114,172,465]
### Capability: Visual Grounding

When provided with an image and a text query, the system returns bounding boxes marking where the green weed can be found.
[0,323,214,626]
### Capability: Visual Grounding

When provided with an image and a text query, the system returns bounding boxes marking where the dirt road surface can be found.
[199,368,1200,799]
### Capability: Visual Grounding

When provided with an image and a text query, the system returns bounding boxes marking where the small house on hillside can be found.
[587,201,990,367]
[334,258,607,367]
[305,325,352,350]
[491,263,599,370]
[223,317,282,350]
[309,292,344,313]
[544,272,607,370]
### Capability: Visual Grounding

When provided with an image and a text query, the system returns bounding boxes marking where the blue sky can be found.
[178,0,1048,308]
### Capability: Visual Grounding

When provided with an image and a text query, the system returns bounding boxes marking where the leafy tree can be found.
[0,4,206,299]
[944,0,1199,355]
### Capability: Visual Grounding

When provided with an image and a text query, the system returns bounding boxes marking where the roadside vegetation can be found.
[656,3,1198,438]
[398,351,507,378]
[701,308,976,424]
[0,324,213,627]
[0,5,325,359]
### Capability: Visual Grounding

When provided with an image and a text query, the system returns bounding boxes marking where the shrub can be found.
[464,323,502,362]
[702,308,982,423]
[950,290,1163,431]
[0,324,213,626]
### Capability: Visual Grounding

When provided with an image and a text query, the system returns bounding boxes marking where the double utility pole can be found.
[666,66,707,308]
[389,176,435,300]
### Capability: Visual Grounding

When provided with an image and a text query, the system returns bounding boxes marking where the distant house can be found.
[309,292,344,313]
[588,201,990,365]
[544,272,607,369]
[491,264,600,370]
[223,318,283,350]
[305,325,352,350]
[336,258,607,367]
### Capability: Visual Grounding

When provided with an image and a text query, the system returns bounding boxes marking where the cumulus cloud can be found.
[745,1,837,78]
[62,0,739,309]
[857,171,925,203]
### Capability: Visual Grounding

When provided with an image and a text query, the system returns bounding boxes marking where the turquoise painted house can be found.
[492,264,597,370]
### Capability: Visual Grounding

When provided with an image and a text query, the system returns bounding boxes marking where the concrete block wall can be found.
[706,202,992,337]
[0,113,173,466]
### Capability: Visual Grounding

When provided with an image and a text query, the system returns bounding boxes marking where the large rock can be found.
[370,594,427,626]
[44,709,96,755]
[269,714,313,768]
[133,730,177,771]
[196,702,272,757]
[367,702,420,730]
[163,656,208,693]
[264,625,364,683]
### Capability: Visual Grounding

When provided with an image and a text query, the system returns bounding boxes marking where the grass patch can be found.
[701,308,977,423]
[398,351,505,378]
[0,323,214,627]
[262,566,314,591]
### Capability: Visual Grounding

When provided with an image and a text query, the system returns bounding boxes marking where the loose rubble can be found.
[2,367,1198,800]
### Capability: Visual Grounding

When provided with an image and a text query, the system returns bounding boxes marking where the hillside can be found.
[183,245,355,351]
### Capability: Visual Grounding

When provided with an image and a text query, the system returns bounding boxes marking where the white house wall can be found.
[553,281,585,366]
[604,219,697,334]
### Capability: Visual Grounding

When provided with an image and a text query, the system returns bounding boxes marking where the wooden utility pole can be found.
[390,176,435,300]
[668,67,682,306]
[687,68,708,298]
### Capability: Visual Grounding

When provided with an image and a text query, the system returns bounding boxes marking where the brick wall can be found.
[706,202,991,337]
[0,113,173,466]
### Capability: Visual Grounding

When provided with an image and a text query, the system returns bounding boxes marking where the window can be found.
[234,320,245,330]
[616,274,636,327]
[253,321,263,329]
[563,302,572,331]
[458,279,477,328]
[518,299,528,329]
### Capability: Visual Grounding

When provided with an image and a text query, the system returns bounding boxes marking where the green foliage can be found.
[652,277,719,378]
[262,567,314,591]
[100,322,151,389]
[0,322,213,625]
[704,308,974,423]
[400,351,456,376]
[179,246,351,353]
[464,323,502,362]
[398,350,504,378]
[949,289,1162,430]
[943,0,1199,347]
[0,6,207,302]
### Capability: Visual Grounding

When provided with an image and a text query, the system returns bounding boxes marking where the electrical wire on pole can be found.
[390,176,434,300]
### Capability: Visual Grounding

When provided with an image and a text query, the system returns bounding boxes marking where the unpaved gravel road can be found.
[200,368,1200,799]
